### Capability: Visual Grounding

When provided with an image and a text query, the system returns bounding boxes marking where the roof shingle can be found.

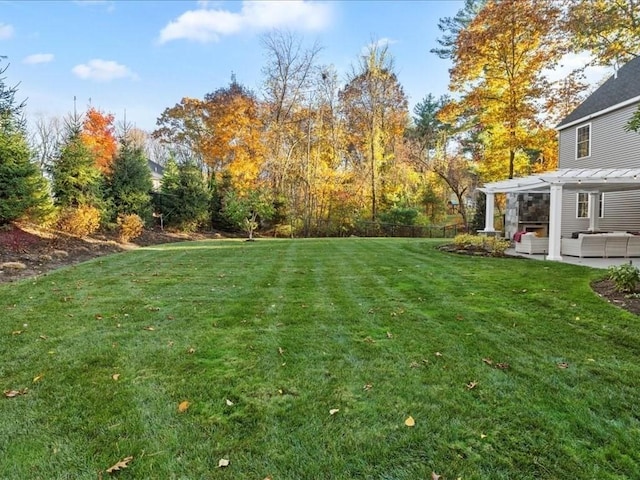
[556,56,640,129]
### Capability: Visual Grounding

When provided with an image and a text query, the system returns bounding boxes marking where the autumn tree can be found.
[339,41,408,220]
[260,30,322,226]
[440,0,564,180]
[564,0,640,68]
[108,123,153,222]
[153,97,207,167]
[406,94,476,228]
[81,107,117,174]
[0,59,53,225]
[202,79,265,191]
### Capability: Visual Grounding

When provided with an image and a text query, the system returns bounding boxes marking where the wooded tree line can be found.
[3,0,639,237]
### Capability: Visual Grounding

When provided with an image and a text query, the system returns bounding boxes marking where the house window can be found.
[576,192,604,218]
[577,193,589,218]
[576,124,591,158]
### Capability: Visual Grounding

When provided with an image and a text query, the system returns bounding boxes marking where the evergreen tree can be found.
[157,159,209,231]
[50,112,103,208]
[109,128,153,222]
[0,58,53,225]
[209,170,234,231]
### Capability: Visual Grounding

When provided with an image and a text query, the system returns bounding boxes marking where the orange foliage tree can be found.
[202,80,265,192]
[80,107,117,175]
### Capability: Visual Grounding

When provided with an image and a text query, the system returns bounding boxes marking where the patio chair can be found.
[514,233,548,254]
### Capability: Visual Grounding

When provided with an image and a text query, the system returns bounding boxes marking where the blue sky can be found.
[1,0,467,132]
[1,0,610,133]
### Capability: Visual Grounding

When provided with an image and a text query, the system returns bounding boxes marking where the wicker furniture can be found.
[514,233,549,255]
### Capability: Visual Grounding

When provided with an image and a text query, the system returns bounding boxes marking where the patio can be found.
[507,247,636,269]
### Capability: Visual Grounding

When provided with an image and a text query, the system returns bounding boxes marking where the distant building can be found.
[148,160,164,191]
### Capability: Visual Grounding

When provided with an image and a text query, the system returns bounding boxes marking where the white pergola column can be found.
[483,192,496,232]
[588,192,600,231]
[547,184,563,261]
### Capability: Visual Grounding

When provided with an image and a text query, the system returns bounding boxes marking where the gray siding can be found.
[561,191,589,237]
[558,102,640,169]
[561,190,640,237]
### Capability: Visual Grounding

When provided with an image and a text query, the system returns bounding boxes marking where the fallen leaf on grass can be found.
[112,374,120,381]
[178,400,190,412]
[329,408,340,415]
[218,458,230,468]
[225,398,234,406]
[363,384,373,391]
[278,347,285,355]
[4,388,28,398]
[386,331,393,338]
[558,362,569,369]
[435,351,443,357]
[11,330,22,335]
[106,456,133,473]
[33,374,44,383]
[404,416,415,427]
[187,347,195,354]
[95,314,103,320]
[482,358,493,365]
[466,381,478,390]
[143,326,155,331]
[480,433,487,439]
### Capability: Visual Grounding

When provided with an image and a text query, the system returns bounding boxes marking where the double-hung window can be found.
[576,192,604,218]
[576,124,591,159]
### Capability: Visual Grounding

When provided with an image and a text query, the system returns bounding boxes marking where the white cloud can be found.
[23,53,55,65]
[0,23,14,40]
[159,0,332,44]
[72,59,138,82]
[361,37,397,55]
[545,52,611,85]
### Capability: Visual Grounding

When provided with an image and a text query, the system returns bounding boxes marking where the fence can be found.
[357,222,466,238]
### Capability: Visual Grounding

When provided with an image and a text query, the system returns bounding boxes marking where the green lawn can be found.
[1,238,639,479]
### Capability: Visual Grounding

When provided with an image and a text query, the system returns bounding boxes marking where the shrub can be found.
[57,205,101,237]
[117,213,144,242]
[607,263,640,293]
[378,206,419,226]
[451,233,510,256]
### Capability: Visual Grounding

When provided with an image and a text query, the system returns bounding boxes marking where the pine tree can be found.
[157,159,209,231]
[0,58,53,225]
[50,111,103,208]
[108,127,153,222]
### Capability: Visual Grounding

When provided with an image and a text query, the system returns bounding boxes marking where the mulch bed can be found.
[591,278,640,316]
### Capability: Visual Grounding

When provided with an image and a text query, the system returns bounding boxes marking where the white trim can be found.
[576,123,591,159]
[557,95,640,131]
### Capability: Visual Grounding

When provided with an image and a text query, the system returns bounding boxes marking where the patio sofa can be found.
[514,232,548,254]
[561,232,640,258]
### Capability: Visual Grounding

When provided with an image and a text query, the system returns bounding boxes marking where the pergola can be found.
[479,168,640,261]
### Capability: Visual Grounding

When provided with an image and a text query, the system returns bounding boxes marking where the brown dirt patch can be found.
[0,223,223,284]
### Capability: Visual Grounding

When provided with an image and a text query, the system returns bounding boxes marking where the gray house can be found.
[479,55,640,261]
